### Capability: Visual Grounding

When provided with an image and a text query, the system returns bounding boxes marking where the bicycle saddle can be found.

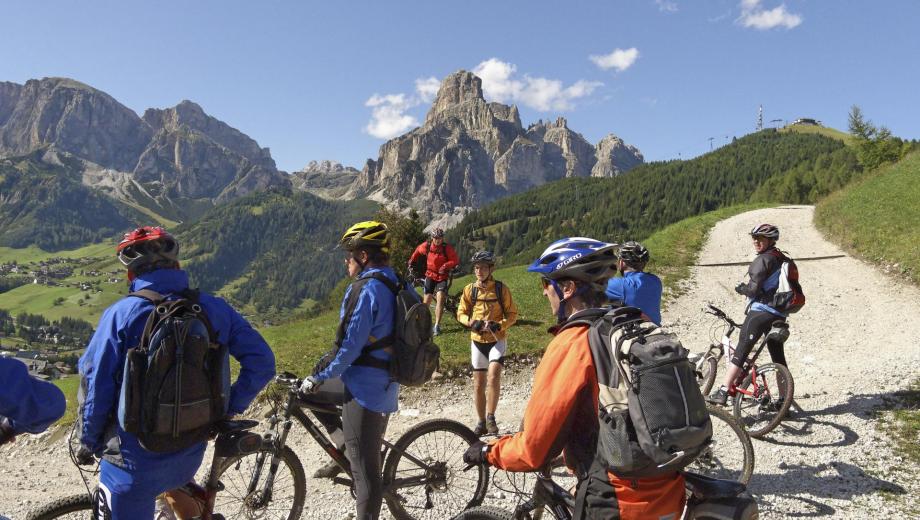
[683,472,747,499]
[213,419,259,434]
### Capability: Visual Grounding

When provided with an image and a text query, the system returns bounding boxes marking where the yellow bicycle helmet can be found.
[340,220,390,253]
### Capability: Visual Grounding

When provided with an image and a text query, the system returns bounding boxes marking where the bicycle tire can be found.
[383,418,489,520]
[450,505,515,519]
[26,494,94,520]
[211,445,306,520]
[732,362,794,438]
[687,406,755,485]
[696,355,719,395]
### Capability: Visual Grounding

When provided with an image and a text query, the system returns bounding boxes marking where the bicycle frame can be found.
[702,309,772,398]
[261,378,454,499]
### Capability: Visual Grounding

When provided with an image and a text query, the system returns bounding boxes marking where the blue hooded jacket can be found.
[314,266,403,413]
[0,357,66,434]
[78,269,275,470]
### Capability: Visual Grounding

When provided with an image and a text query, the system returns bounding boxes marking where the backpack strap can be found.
[348,272,400,371]
[130,288,218,344]
[129,289,166,304]
[467,280,506,319]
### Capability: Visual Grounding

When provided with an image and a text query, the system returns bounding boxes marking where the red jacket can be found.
[408,241,459,282]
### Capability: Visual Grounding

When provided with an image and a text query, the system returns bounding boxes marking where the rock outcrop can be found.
[0,78,289,221]
[350,70,643,224]
[592,134,645,178]
[291,160,360,199]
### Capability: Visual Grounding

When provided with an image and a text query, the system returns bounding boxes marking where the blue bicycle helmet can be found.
[529,237,618,322]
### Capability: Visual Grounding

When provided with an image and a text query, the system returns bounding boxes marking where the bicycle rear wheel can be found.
[211,445,306,520]
[25,494,94,520]
[450,505,515,519]
[686,406,755,484]
[383,418,489,520]
[732,362,794,438]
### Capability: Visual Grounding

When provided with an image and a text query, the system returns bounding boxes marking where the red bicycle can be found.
[691,304,795,438]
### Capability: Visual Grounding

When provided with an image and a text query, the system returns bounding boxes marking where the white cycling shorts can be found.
[471,339,507,370]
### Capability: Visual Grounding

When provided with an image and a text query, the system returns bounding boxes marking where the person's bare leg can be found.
[486,363,502,416]
[423,293,433,306]
[434,290,445,326]
[163,490,201,520]
[473,371,487,420]
[721,364,742,390]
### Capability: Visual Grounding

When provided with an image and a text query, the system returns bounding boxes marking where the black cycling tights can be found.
[311,379,391,520]
[730,310,787,368]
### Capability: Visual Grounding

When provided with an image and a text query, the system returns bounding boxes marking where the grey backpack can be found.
[563,306,712,478]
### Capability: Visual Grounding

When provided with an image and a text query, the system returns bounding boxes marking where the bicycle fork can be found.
[249,403,295,503]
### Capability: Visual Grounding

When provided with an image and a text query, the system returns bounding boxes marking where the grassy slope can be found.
[815,151,920,284]
[0,242,125,324]
[815,151,920,472]
[781,124,853,145]
[260,203,768,376]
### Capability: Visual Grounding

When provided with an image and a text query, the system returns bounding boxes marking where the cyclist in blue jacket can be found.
[605,241,663,325]
[300,220,403,520]
[0,357,67,445]
[76,226,275,519]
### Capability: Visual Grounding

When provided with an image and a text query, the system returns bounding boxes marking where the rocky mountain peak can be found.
[425,70,484,121]
[592,133,645,178]
[298,160,358,175]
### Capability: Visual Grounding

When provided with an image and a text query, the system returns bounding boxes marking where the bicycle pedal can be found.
[333,476,354,487]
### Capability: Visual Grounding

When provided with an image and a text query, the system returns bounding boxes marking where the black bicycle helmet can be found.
[618,241,650,267]
[470,250,495,265]
[750,223,779,241]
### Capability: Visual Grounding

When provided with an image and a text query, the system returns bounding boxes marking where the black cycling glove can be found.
[734,283,748,296]
[488,322,501,333]
[463,440,491,466]
[470,320,485,332]
[0,417,15,446]
[75,444,97,466]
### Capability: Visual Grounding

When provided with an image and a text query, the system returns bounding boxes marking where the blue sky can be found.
[2,0,918,172]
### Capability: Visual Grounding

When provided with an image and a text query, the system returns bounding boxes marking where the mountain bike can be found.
[26,419,299,520]
[450,465,757,520]
[251,372,489,519]
[690,303,795,438]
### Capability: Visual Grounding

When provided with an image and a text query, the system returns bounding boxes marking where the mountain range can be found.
[0,77,290,229]
[298,70,644,228]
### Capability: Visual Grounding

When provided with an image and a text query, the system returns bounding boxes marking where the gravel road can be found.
[2,205,918,519]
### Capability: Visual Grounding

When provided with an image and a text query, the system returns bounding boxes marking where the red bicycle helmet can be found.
[117,226,179,278]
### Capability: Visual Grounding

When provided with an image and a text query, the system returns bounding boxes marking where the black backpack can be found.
[314,273,439,387]
[466,280,506,319]
[561,306,712,478]
[118,289,230,453]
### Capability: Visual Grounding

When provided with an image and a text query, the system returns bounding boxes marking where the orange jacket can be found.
[487,319,685,519]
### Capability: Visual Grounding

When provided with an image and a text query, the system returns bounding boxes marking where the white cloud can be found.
[655,0,678,13]
[364,93,418,139]
[414,77,440,103]
[589,48,640,72]
[473,58,602,111]
[738,0,802,30]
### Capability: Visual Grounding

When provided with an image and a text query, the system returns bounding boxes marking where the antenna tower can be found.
[757,105,763,131]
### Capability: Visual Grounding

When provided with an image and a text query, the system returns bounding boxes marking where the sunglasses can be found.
[540,277,552,289]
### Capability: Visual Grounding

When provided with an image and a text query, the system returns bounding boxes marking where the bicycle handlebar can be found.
[705,304,741,329]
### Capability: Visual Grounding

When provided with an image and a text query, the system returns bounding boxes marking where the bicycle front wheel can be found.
[732,362,794,438]
[686,406,755,485]
[696,354,719,395]
[383,418,489,520]
[450,506,515,519]
[26,494,94,520]
[211,445,306,520]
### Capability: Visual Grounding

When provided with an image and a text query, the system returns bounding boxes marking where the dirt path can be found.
[3,205,919,519]
[663,205,920,518]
